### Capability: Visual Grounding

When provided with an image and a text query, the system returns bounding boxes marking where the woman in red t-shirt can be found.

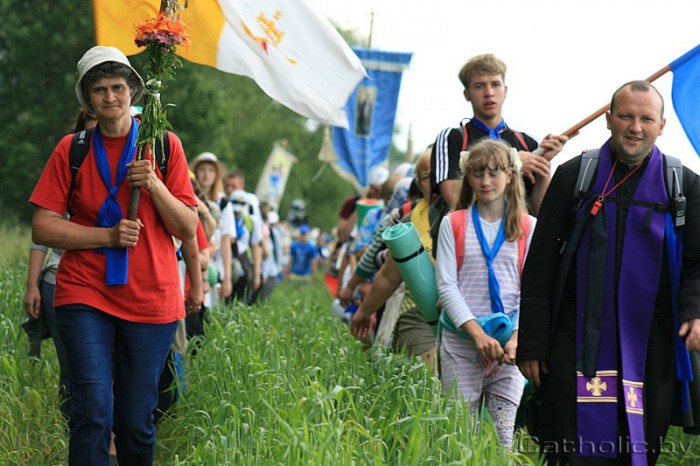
[30,46,197,466]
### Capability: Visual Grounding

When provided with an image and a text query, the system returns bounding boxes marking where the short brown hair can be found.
[610,80,664,117]
[80,62,142,109]
[458,54,507,89]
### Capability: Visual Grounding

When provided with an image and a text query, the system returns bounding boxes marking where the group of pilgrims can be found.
[328,52,700,466]
[22,45,700,465]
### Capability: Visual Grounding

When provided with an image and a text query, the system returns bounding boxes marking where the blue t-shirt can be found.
[290,240,318,276]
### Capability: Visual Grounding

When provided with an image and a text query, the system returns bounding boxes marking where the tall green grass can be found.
[0,250,698,464]
[154,284,539,465]
[0,212,31,270]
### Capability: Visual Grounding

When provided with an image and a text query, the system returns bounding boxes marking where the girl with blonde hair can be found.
[435,138,534,448]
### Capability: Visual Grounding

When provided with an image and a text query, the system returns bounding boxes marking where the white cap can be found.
[230,189,248,213]
[192,152,218,164]
[267,211,280,224]
[393,162,414,178]
[369,165,389,186]
[190,152,219,173]
[245,192,260,209]
[244,192,263,219]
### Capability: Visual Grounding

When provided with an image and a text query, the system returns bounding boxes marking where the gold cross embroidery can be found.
[627,386,637,408]
[586,377,607,397]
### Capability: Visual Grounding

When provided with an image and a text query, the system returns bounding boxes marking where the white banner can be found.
[255,143,297,210]
[94,0,366,127]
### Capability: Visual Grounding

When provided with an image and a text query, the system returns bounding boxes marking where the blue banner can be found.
[332,48,412,190]
[670,44,700,157]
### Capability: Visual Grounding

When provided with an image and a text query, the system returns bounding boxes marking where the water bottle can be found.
[341,301,358,324]
[330,299,345,319]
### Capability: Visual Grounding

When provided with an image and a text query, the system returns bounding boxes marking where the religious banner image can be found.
[331,48,412,191]
[354,86,377,137]
[255,143,298,210]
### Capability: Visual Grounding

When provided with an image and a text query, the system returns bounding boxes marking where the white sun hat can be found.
[75,46,145,111]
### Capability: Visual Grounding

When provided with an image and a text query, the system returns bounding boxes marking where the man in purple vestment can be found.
[517,81,700,465]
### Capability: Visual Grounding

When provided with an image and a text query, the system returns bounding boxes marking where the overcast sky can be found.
[316,0,700,173]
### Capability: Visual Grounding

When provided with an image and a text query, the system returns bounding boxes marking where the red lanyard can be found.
[590,158,643,216]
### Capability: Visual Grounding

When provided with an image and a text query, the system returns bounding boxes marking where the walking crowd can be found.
[332,53,700,465]
[22,46,700,466]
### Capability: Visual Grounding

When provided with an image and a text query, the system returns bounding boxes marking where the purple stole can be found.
[575,140,667,466]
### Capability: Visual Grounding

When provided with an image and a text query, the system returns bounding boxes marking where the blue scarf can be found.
[471,202,506,315]
[93,117,139,286]
[472,118,505,140]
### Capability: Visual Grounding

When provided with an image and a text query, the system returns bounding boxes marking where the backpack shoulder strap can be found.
[517,214,532,277]
[448,209,468,270]
[67,128,94,215]
[575,149,601,199]
[450,208,529,274]
[573,148,682,207]
[665,155,685,228]
[401,200,412,217]
[67,128,171,215]
[244,213,254,233]
[665,155,683,198]
[460,124,469,152]
[512,131,529,151]
[154,131,170,180]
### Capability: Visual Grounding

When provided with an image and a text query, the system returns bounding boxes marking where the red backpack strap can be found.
[461,124,469,152]
[448,209,468,270]
[512,130,529,151]
[517,213,532,276]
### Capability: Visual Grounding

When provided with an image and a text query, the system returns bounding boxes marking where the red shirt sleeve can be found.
[196,219,208,251]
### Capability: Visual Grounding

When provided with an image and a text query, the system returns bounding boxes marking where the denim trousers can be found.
[40,280,73,420]
[57,304,177,466]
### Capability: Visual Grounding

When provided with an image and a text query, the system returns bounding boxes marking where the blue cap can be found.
[299,224,311,234]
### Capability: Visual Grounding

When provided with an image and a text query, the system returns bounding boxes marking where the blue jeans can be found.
[57,305,177,466]
[41,280,72,420]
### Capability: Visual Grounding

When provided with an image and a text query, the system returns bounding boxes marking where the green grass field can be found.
[0,223,698,465]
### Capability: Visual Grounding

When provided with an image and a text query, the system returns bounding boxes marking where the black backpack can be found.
[66,128,170,215]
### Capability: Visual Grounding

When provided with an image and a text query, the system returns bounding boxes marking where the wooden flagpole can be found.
[537,65,672,157]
